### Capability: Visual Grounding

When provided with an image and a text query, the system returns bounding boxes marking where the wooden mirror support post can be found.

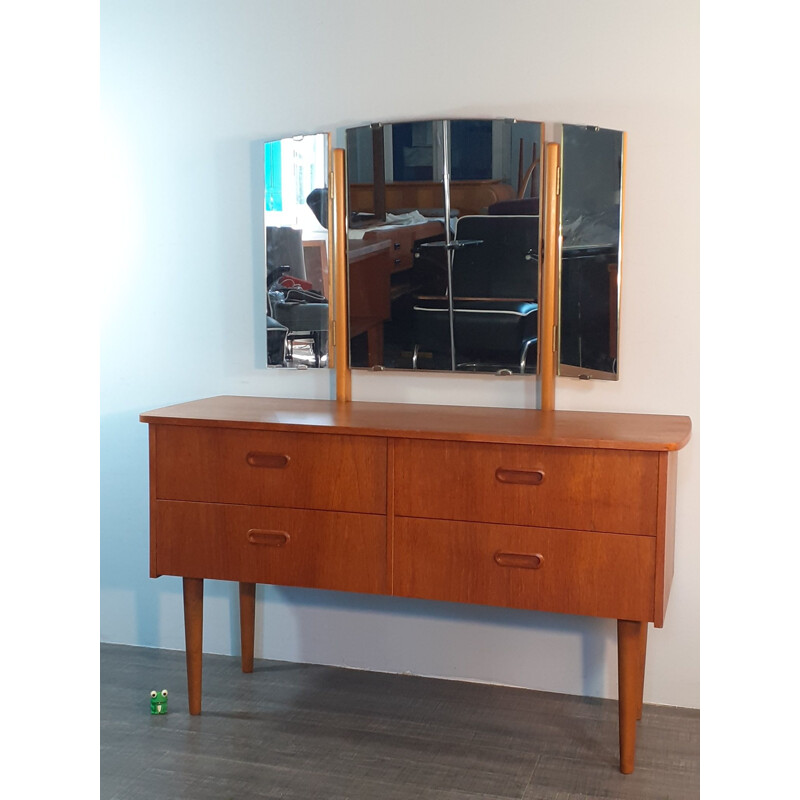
[539,141,560,412]
[332,147,351,402]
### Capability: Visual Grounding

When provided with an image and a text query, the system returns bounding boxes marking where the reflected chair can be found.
[412,215,539,373]
[266,225,309,285]
[306,188,328,229]
[266,316,288,366]
[266,226,329,367]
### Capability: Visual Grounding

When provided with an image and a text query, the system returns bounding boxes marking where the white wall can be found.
[100,0,699,708]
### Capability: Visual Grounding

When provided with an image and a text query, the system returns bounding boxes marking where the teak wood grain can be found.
[393,517,655,620]
[154,425,387,514]
[394,439,660,535]
[654,450,679,627]
[141,396,691,451]
[141,395,691,774]
[238,582,256,673]
[154,501,387,594]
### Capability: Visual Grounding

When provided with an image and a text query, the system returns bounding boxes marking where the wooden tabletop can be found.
[141,396,691,451]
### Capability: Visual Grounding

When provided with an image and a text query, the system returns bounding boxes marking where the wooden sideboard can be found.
[349,180,516,218]
[140,395,691,774]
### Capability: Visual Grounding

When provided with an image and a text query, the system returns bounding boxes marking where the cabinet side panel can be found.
[148,426,159,577]
[386,438,395,594]
[654,451,678,627]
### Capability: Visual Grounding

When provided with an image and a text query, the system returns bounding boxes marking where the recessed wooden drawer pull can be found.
[495,467,545,485]
[493,551,544,569]
[247,529,290,547]
[246,452,290,469]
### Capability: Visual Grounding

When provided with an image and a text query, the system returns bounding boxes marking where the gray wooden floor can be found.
[101,643,698,800]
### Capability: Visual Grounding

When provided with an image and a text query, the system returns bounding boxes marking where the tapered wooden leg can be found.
[182,578,204,715]
[636,622,648,721]
[239,582,256,674]
[617,619,646,774]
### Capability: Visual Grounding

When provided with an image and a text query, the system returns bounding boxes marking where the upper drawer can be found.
[154,426,386,514]
[393,439,659,535]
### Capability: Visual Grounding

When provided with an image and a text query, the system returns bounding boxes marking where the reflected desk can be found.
[349,219,446,367]
[140,396,691,774]
[300,233,328,295]
[560,243,620,376]
[347,239,393,366]
[349,180,515,218]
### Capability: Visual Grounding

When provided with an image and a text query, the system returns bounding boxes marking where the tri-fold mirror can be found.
[264,119,624,379]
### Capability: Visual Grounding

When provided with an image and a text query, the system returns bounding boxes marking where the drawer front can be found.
[155,426,386,514]
[388,233,411,272]
[394,439,659,535]
[363,221,443,273]
[154,500,387,593]
[394,517,655,620]
[363,230,409,272]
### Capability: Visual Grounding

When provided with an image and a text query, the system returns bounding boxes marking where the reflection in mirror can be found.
[559,124,624,379]
[345,119,542,375]
[264,133,330,368]
[346,120,449,370]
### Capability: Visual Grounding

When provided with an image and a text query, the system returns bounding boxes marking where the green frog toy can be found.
[150,689,168,715]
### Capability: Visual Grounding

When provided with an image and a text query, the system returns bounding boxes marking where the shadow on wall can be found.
[253,585,616,700]
[101,409,245,650]
[100,409,155,645]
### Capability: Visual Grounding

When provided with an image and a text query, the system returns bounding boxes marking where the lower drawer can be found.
[393,517,655,621]
[153,501,386,594]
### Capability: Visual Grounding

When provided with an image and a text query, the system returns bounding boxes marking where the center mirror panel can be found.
[265,133,331,369]
[345,119,543,374]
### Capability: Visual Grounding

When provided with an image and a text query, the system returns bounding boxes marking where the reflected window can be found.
[264,135,326,230]
[391,121,434,181]
[264,134,330,369]
[450,120,492,180]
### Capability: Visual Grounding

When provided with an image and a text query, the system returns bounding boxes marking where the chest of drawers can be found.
[141,395,690,773]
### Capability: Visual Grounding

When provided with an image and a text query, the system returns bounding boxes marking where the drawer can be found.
[154,500,387,593]
[393,517,655,621]
[391,250,411,272]
[155,426,386,514]
[363,221,443,273]
[363,232,409,272]
[393,439,659,535]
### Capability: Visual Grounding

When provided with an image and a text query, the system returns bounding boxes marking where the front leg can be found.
[617,619,647,773]
[239,582,256,673]
[183,578,204,715]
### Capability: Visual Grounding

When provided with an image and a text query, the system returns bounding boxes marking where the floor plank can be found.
[101,643,698,800]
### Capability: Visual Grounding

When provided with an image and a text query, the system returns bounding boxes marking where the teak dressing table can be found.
[141,394,690,774]
[143,136,689,774]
